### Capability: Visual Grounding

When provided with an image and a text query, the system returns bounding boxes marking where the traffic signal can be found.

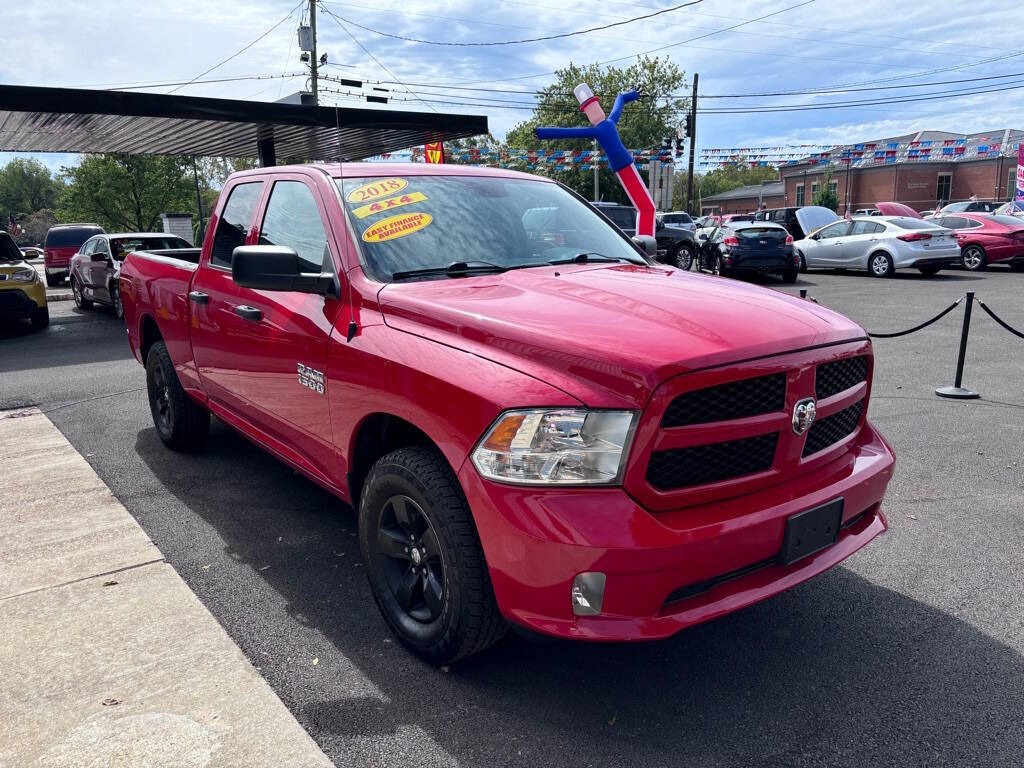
[683,114,693,139]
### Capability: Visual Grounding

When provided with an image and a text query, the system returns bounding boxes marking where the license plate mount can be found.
[778,498,844,565]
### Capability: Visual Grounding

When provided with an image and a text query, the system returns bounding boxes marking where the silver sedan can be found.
[794,216,960,277]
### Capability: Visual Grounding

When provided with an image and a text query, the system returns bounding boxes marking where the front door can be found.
[228,173,343,483]
[811,221,851,267]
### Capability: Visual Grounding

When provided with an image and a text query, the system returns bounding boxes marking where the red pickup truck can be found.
[120,163,895,662]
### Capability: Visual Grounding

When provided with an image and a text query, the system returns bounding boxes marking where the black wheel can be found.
[45,273,62,287]
[71,277,93,309]
[672,244,694,271]
[796,250,807,273]
[111,282,124,319]
[917,264,942,276]
[781,268,799,283]
[360,446,507,663]
[712,255,732,277]
[961,245,987,271]
[868,252,895,278]
[1010,262,1024,272]
[146,341,209,451]
[30,306,49,330]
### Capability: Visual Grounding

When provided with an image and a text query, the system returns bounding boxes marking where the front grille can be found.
[815,356,868,400]
[661,373,786,427]
[646,432,778,490]
[802,400,863,457]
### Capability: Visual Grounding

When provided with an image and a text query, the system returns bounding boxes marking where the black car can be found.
[697,220,799,283]
[592,202,697,269]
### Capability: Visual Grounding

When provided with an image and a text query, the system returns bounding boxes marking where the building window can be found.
[936,173,952,204]
[795,184,805,206]
[811,182,820,197]
[1009,168,1017,201]
[829,181,838,200]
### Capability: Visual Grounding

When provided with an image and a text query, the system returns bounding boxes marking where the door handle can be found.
[235,305,262,321]
[188,291,209,304]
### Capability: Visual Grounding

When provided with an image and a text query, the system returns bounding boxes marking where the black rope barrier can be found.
[866,296,964,338]
[977,299,1024,341]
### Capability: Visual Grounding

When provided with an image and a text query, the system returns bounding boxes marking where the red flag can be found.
[424,142,445,163]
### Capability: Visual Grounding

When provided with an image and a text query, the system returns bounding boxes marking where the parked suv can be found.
[658,211,696,232]
[43,224,104,286]
[593,202,697,269]
[0,230,48,329]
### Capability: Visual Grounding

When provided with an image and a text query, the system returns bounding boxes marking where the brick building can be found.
[702,181,784,214]
[701,129,1024,215]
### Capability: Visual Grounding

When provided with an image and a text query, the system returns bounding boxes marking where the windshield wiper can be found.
[391,261,510,281]
[545,252,640,266]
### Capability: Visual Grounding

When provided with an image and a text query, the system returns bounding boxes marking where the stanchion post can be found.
[935,291,980,399]
[799,289,807,299]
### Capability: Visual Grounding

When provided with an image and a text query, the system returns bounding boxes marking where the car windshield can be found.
[888,217,940,230]
[1,233,22,261]
[337,175,645,281]
[111,236,190,259]
[45,226,103,248]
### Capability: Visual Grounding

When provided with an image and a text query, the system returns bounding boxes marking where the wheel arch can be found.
[347,412,440,510]
[139,313,164,364]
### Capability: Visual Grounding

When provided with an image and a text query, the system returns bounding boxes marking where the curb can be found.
[48,292,73,303]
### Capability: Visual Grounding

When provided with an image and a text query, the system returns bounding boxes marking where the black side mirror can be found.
[89,251,108,262]
[232,245,334,295]
[631,235,658,257]
[655,218,665,231]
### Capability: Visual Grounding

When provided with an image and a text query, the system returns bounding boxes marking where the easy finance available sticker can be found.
[362,212,433,243]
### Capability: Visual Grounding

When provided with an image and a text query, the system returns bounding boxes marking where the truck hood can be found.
[378,264,866,408]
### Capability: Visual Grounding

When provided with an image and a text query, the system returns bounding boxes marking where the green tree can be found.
[58,154,195,232]
[15,208,58,246]
[812,169,840,211]
[506,56,688,202]
[0,158,61,224]
[674,161,779,211]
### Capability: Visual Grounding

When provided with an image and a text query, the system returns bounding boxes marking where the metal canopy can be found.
[0,84,487,163]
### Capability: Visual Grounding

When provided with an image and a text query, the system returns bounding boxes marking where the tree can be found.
[0,158,61,224]
[812,169,840,211]
[506,56,688,202]
[15,208,58,246]
[58,154,195,232]
[674,161,779,211]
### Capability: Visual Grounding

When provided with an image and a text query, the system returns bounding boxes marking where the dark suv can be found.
[592,202,697,268]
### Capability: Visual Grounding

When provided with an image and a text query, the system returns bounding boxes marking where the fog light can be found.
[571,572,606,616]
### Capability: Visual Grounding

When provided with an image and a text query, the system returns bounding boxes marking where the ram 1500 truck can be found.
[120,163,895,663]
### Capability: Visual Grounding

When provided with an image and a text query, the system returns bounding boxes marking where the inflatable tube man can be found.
[535,84,657,237]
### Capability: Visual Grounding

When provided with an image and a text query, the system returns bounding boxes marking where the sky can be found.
[2,0,1024,174]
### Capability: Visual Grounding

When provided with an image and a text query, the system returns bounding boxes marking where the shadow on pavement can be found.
[134,422,1024,766]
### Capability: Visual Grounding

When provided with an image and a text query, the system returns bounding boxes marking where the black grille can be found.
[662,373,786,428]
[815,356,868,400]
[646,432,778,490]
[802,400,863,457]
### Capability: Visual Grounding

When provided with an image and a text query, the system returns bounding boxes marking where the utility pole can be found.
[685,72,698,215]
[309,0,319,105]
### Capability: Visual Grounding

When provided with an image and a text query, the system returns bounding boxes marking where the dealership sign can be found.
[1017,145,1024,201]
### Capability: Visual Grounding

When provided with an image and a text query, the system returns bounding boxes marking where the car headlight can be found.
[471,409,637,485]
[11,268,37,283]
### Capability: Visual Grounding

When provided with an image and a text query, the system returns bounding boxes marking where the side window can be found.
[259,180,330,273]
[818,222,849,239]
[943,216,968,229]
[961,218,984,229]
[94,238,111,257]
[772,210,786,223]
[850,221,870,236]
[81,238,96,256]
[211,181,264,269]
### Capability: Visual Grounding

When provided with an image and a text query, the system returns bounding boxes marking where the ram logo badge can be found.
[297,363,325,395]
[792,397,816,435]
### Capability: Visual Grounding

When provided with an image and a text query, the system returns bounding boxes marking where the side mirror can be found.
[232,245,334,295]
[655,218,665,231]
[631,235,658,257]
[90,251,108,262]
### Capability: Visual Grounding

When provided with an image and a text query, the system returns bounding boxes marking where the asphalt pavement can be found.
[2,268,1022,767]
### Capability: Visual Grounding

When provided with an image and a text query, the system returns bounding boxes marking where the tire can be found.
[796,250,807,273]
[30,306,49,330]
[780,268,799,284]
[71,277,93,309]
[672,244,694,271]
[917,264,942,276]
[868,252,895,278]
[961,244,987,271]
[111,282,124,319]
[146,341,209,451]
[359,446,507,663]
[1010,262,1024,272]
[46,273,63,287]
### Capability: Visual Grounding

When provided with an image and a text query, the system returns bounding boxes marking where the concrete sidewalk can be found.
[0,408,333,768]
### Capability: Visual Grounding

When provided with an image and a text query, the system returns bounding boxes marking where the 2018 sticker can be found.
[362,212,433,243]
[351,191,427,219]
[346,178,408,204]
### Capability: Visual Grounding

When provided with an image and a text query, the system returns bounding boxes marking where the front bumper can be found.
[0,285,46,318]
[45,266,69,276]
[459,421,894,642]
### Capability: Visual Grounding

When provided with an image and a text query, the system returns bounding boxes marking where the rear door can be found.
[89,237,113,303]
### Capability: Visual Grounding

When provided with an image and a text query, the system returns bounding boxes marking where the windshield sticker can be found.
[346,178,408,204]
[351,191,428,220]
[362,212,433,243]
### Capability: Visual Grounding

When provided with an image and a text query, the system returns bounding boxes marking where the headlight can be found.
[11,268,37,283]
[471,409,636,485]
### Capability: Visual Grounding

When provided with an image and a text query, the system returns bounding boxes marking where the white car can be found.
[658,211,696,232]
[794,216,960,277]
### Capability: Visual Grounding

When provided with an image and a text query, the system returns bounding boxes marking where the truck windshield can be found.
[336,175,645,281]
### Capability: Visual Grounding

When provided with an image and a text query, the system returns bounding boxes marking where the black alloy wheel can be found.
[374,494,446,623]
[72,277,92,309]
[145,341,209,451]
[149,358,174,438]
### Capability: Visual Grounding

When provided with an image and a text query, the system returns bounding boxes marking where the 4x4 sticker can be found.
[351,192,427,220]
[346,178,408,204]
[362,212,433,243]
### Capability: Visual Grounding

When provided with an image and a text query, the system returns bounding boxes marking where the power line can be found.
[109,72,307,91]
[322,0,701,46]
[167,0,305,94]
